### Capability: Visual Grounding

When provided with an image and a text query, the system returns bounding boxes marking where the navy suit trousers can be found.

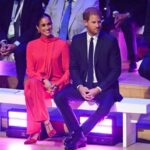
[54,84,115,135]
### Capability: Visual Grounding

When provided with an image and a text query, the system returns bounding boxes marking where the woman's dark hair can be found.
[36,13,52,26]
[35,13,52,38]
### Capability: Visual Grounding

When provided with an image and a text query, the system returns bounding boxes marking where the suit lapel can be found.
[94,32,103,65]
[81,33,88,68]
[69,0,84,29]
[21,0,29,21]
[56,0,65,27]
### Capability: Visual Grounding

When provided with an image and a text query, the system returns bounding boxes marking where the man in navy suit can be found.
[139,0,150,80]
[54,7,122,150]
[0,0,43,89]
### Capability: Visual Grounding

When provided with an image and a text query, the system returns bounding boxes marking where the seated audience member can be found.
[139,0,150,80]
[0,0,43,89]
[45,0,99,42]
[54,7,122,150]
[24,14,70,144]
[101,0,147,72]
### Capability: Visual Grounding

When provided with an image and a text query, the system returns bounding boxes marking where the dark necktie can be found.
[87,37,94,88]
[59,0,72,40]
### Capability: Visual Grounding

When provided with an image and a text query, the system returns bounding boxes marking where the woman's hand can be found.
[42,79,58,96]
[48,84,58,96]
[42,79,51,89]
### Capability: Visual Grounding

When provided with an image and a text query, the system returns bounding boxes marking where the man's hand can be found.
[0,44,16,56]
[78,85,101,101]
[78,85,90,100]
[6,43,17,51]
[114,13,130,28]
[86,87,101,101]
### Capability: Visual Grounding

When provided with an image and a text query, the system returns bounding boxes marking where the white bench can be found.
[0,88,150,147]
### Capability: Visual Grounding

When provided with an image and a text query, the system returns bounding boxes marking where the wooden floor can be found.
[0,137,150,150]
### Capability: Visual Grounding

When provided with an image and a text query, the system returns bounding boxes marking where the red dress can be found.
[24,36,70,134]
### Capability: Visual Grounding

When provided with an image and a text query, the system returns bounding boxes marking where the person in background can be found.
[54,7,122,150]
[45,0,99,43]
[24,14,70,144]
[101,0,147,72]
[139,0,150,80]
[42,0,49,11]
[0,0,43,89]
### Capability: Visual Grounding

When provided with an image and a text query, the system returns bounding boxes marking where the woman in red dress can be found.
[24,14,70,144]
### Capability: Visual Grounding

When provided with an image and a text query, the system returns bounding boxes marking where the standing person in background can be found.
[0,0,43,89]
[139,0,150,80]
[101,0,147,72]
[45,0,99,43]
[54,7,122,150]
[24,14,70,144]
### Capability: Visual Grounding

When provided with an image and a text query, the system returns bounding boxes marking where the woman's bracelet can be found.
[52,85,57,90]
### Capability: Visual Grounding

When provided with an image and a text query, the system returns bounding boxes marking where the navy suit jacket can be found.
[70,32,122,101]
[0,0,43,43]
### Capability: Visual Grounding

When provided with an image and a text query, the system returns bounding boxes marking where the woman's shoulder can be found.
[28,38,41,46]
[54,38,69,47]
[54,37,66,43]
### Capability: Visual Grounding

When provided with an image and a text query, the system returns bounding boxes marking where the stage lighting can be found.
[7,109,27,128]
[6,109,27,138]
[80,115,122,145]
[80,116,113,134]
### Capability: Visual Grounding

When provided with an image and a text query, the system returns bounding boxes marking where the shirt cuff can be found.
[96,86,102,92]
[14,41,20,46]
[77,84,83,90]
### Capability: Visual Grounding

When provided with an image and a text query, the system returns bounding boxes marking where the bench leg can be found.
[123,113,136,147]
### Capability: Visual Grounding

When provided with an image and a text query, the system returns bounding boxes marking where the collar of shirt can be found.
[87,32,98,44]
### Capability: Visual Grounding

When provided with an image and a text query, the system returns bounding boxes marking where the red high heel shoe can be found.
[24,133,39,144]
[44,122,56,137]
[48,129,56,137]
[24,138,37,144]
